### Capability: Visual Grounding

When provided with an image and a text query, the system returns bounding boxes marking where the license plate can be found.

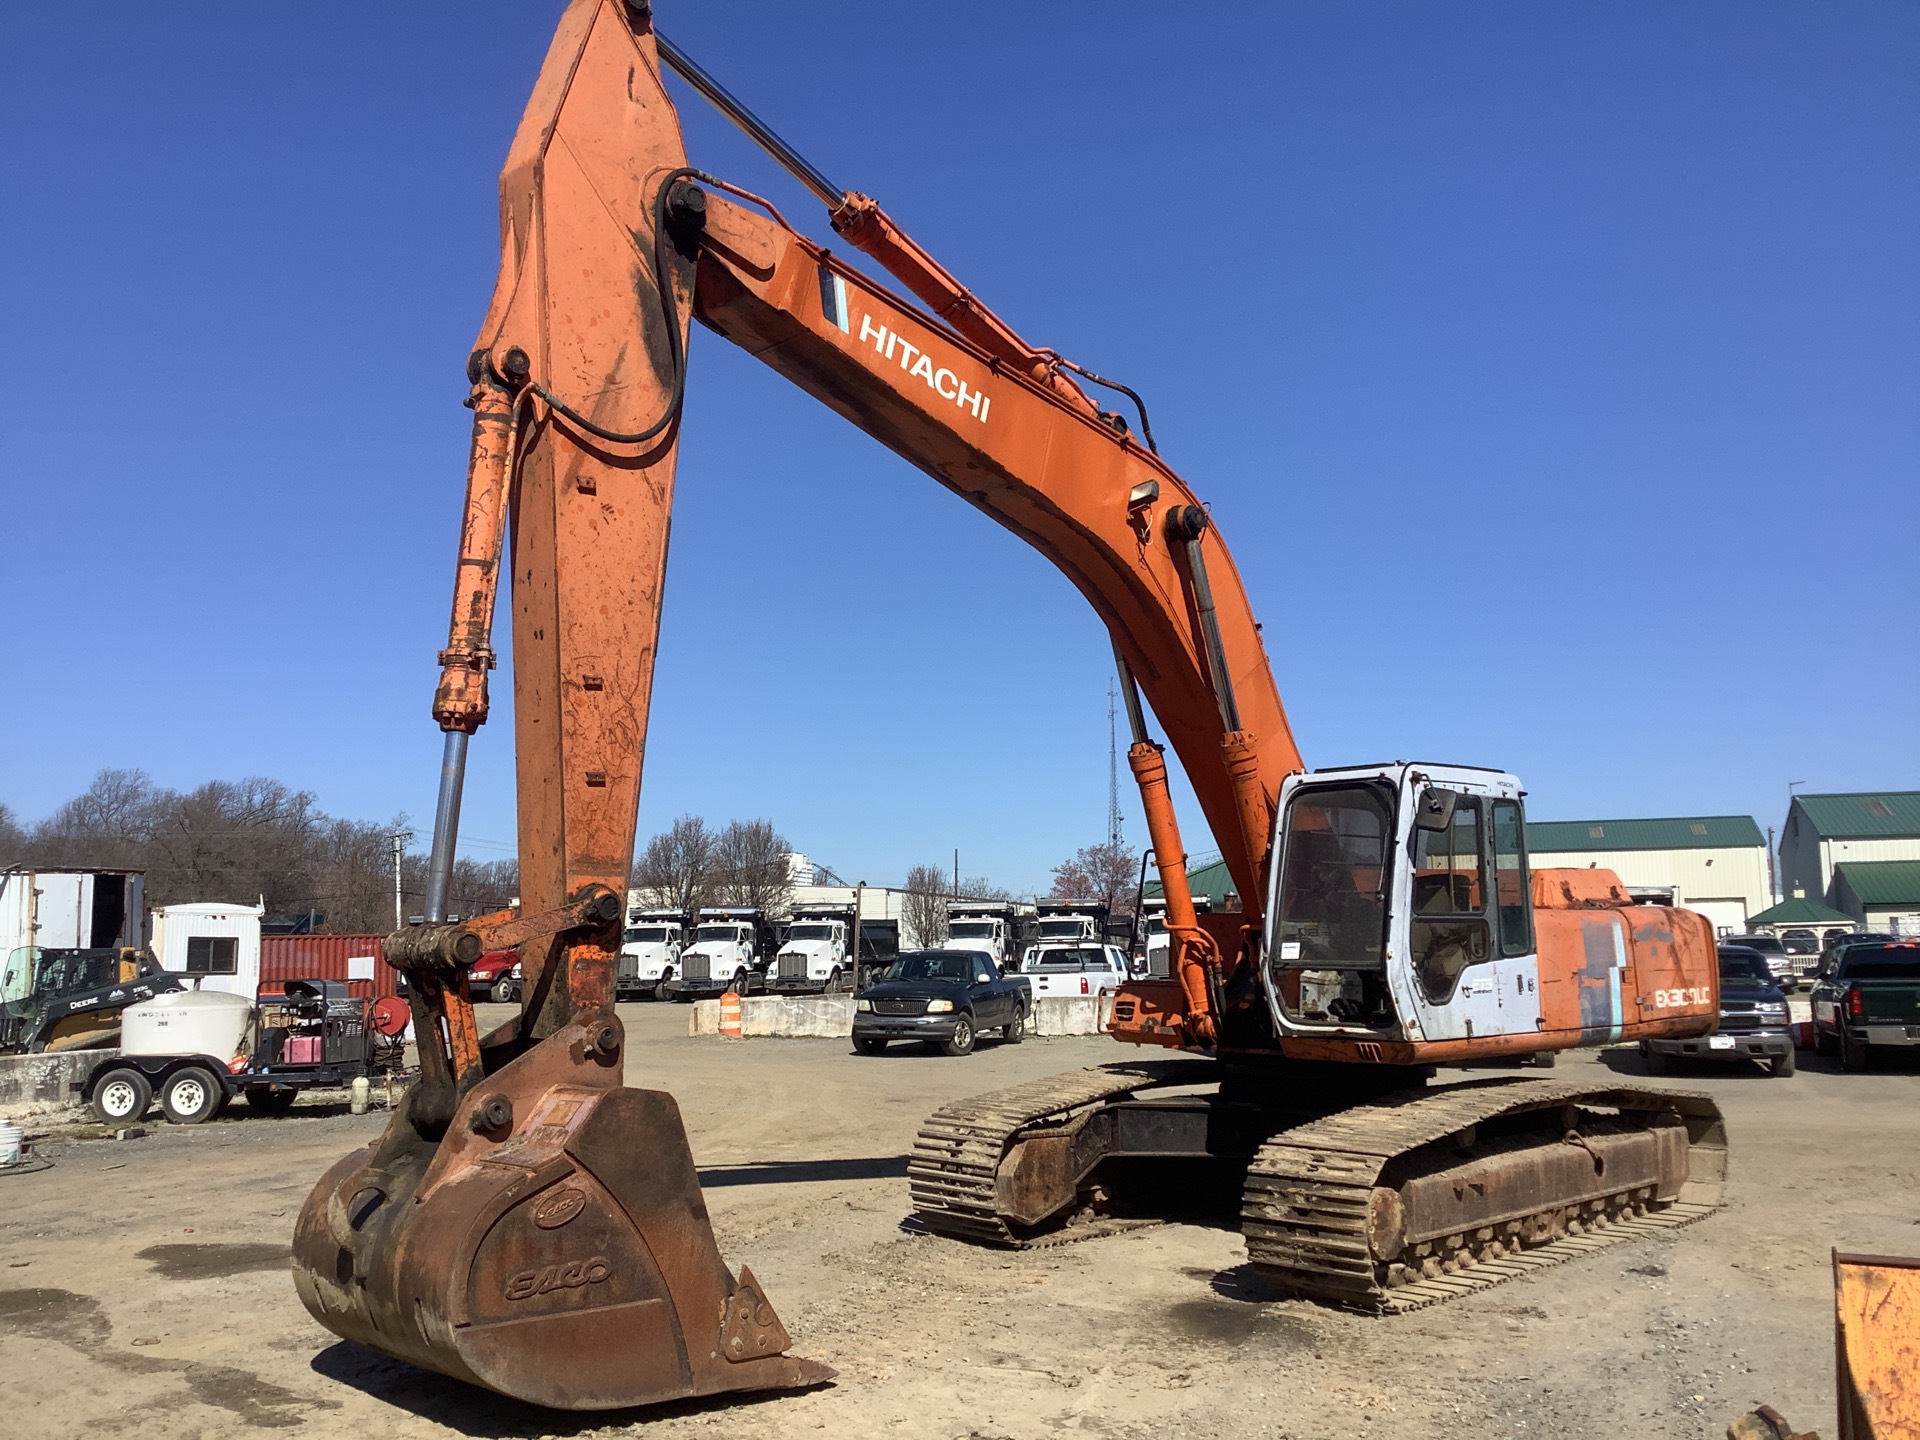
[1708,1035,1735,1050]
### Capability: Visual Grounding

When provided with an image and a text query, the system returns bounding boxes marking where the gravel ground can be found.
[0,1002,1914,1439]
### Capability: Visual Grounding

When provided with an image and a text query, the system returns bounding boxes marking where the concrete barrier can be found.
[686,993,1114,1039]
[1031,994,1116,1037]
[0,1049,112,1115]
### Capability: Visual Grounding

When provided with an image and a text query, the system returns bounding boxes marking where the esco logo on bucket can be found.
[504,1255,612,1302]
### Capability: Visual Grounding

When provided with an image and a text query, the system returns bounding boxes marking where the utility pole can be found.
[1107,679,1123,849]
[1766,824,1779,904]
[952,849,959,899]
[852,880,864,989]
[391,830,410,931]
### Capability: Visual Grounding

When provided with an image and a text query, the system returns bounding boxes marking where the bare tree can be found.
[0,803,28,862]
[631,814,715,915]
[957,875,1010,901]
[712,819,793,917]
[901,862,951,949]
[1050,840,1142,918]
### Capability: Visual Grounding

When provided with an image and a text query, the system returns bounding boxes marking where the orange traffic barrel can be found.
[719,989,743,1039]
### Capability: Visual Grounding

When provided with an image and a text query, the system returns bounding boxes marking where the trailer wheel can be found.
[244,1085,298,1116]
[159,1067,224,1125]
[91,1068,151,1125]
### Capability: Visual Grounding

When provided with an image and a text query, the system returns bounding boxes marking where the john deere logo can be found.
[532,1187,587,1230]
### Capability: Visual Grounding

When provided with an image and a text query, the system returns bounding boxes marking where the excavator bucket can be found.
[292,1015,832,1409]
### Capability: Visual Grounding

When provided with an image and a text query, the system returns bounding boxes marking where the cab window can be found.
[1274,783,1394,971]
[1491,800,1532,957]
[1410,796,1490,1002]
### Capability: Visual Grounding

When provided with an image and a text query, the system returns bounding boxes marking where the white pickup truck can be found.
[1020,942,1130,999]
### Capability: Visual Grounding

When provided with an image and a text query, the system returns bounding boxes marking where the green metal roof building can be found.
[1831,860,1920,934]
[1779,791,1920,908]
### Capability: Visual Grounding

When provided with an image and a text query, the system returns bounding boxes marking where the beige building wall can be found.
[1529,845,1770,935]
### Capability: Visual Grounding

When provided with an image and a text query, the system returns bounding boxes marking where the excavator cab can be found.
[1264,763,1542,1045]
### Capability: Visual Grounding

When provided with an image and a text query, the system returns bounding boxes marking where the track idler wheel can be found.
[291,1017,832,1410]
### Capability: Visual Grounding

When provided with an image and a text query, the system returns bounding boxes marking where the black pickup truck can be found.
[1809,940,1920,1072]
[850,948,1031,1056]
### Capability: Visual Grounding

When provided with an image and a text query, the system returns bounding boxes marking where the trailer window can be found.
[1274,783,1393,971]
[185,936,238,974]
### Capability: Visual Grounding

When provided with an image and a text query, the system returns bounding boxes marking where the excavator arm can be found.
[295,0,1293,1410]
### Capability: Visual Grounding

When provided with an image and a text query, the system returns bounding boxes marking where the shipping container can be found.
[259,933,396,1002]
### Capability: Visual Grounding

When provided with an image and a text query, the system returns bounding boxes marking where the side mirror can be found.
[1414,786,1459,833]
[977,973,992,985]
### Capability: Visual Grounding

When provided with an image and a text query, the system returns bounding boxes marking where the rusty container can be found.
[261,934,398,1002]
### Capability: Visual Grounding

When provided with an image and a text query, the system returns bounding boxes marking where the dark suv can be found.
[1641,945,1795,1077]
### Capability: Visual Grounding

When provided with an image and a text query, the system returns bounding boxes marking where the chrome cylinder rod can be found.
[1111,640,1152,746]
[422,730,469,923]
[655,31,844,209]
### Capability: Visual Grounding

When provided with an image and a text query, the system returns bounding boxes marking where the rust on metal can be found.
[1835,1250,1920,1439]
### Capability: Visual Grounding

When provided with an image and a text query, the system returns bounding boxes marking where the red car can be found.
[469,949,521,1003]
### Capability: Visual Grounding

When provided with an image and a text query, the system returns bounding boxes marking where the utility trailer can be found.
[75,979,406,1124]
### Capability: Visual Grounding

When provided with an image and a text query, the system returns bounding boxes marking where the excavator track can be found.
[1242,1078,1726,1313]
[909,1059,1217,1245]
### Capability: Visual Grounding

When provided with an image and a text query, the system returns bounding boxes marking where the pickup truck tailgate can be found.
[1859,982,1920,1023]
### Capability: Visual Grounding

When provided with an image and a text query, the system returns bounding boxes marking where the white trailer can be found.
[149,902,263,998]
[1,867,147,1006]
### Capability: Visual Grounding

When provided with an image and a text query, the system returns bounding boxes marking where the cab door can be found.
[1394,792,1542,1043]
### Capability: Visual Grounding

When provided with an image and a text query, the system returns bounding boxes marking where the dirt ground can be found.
[1,1003,1915,1440]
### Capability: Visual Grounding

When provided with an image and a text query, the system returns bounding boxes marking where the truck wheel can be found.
[1002,1007,1025,1044]
[827,968,844,993]
[655,974,674,1002]
[1641,1045,1668,1076]
[852,1036,888,1056]
[941,1016,976,1057]
[159,1067,224,1125]
[490,979,516,1004]
[244,1085,298,1116]
[1840,1029,1869,1073]
[1815,1026,1838,1056]
[1770,1048,1796,1078]
[91,1068,150,1125]
[1528,1049,1558,1068]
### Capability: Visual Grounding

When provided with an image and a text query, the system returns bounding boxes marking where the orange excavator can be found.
[292,0,1728,1411]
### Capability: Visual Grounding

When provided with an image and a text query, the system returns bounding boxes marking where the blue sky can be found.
[4,2,1914,894]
